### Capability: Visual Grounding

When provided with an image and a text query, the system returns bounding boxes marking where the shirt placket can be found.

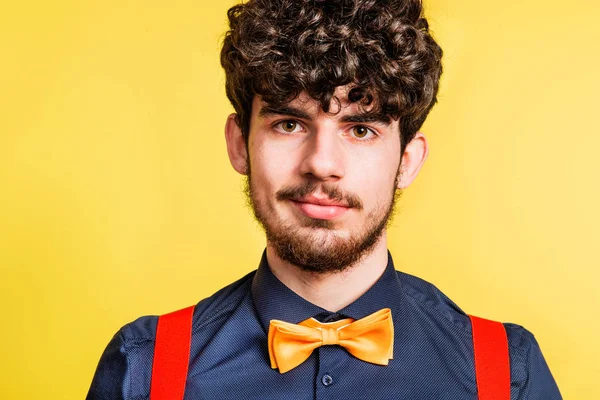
[315,345,346,400]
[313,313,348,400]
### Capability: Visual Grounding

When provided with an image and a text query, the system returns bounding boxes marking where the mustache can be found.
[276,181,363,210]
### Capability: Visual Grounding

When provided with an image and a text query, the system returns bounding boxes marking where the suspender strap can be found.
[150,306,195,400]
[469,315,511,400]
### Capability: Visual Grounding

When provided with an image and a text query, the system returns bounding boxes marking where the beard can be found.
[244,166,402,274]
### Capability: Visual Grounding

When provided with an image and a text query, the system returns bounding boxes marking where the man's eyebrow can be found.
[258,105,312,120]
[258,106,392,126]
[340,113,392,125]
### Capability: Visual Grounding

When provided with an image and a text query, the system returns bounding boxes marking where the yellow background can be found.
[1,0,598,398]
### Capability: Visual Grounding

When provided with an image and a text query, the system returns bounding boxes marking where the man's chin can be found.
[287,222,355,240]
[265,226,381,274]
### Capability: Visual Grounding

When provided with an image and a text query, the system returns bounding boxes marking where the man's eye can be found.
[277,120,301,133]
[352,126,374,139]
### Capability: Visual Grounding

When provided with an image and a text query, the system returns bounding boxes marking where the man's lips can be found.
[290,195,350,220]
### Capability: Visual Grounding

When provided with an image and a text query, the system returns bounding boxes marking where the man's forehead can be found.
[254,93,323,117]
[253,87,390,123]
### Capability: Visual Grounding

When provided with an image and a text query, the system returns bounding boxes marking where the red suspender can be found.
[469,315,511,400]
[150,306,195,400]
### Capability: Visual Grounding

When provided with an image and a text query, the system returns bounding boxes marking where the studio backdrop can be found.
[1,0,598,398]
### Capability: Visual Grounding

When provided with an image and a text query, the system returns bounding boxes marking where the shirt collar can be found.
[251,249,403,333]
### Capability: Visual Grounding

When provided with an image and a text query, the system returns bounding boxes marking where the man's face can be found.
[245,89,403,273]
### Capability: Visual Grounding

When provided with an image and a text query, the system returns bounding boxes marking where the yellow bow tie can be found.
[268,308,394,373]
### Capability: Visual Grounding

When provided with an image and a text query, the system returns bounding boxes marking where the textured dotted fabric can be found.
[87,250,562,399]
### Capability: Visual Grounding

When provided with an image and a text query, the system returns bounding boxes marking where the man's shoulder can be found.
[117,270,257,344]
[397,270,472,333]
[396,270,539,352]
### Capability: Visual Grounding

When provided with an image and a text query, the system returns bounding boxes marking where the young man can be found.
[88,0,561,398]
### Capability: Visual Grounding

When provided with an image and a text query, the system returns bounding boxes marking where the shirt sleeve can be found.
[87,316,157,399]
[506,323,562,400]
[86,331,129,400]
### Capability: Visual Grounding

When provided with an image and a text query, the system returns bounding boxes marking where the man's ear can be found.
[224,113,249,175]
[397,132,429,189]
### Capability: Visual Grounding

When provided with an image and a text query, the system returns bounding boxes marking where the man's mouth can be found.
[290,195,351,220]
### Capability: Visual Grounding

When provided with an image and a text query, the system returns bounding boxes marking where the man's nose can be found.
[298,128,346,181]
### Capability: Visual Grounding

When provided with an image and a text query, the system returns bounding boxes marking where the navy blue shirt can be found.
[87,251,561,399]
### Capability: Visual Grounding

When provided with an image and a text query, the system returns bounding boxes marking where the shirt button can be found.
[321,374,333,386]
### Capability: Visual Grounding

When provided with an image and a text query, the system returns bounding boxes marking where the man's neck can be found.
[265,235,389,312]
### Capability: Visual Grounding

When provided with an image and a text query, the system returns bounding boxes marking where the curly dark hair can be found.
[220,0,443,152]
